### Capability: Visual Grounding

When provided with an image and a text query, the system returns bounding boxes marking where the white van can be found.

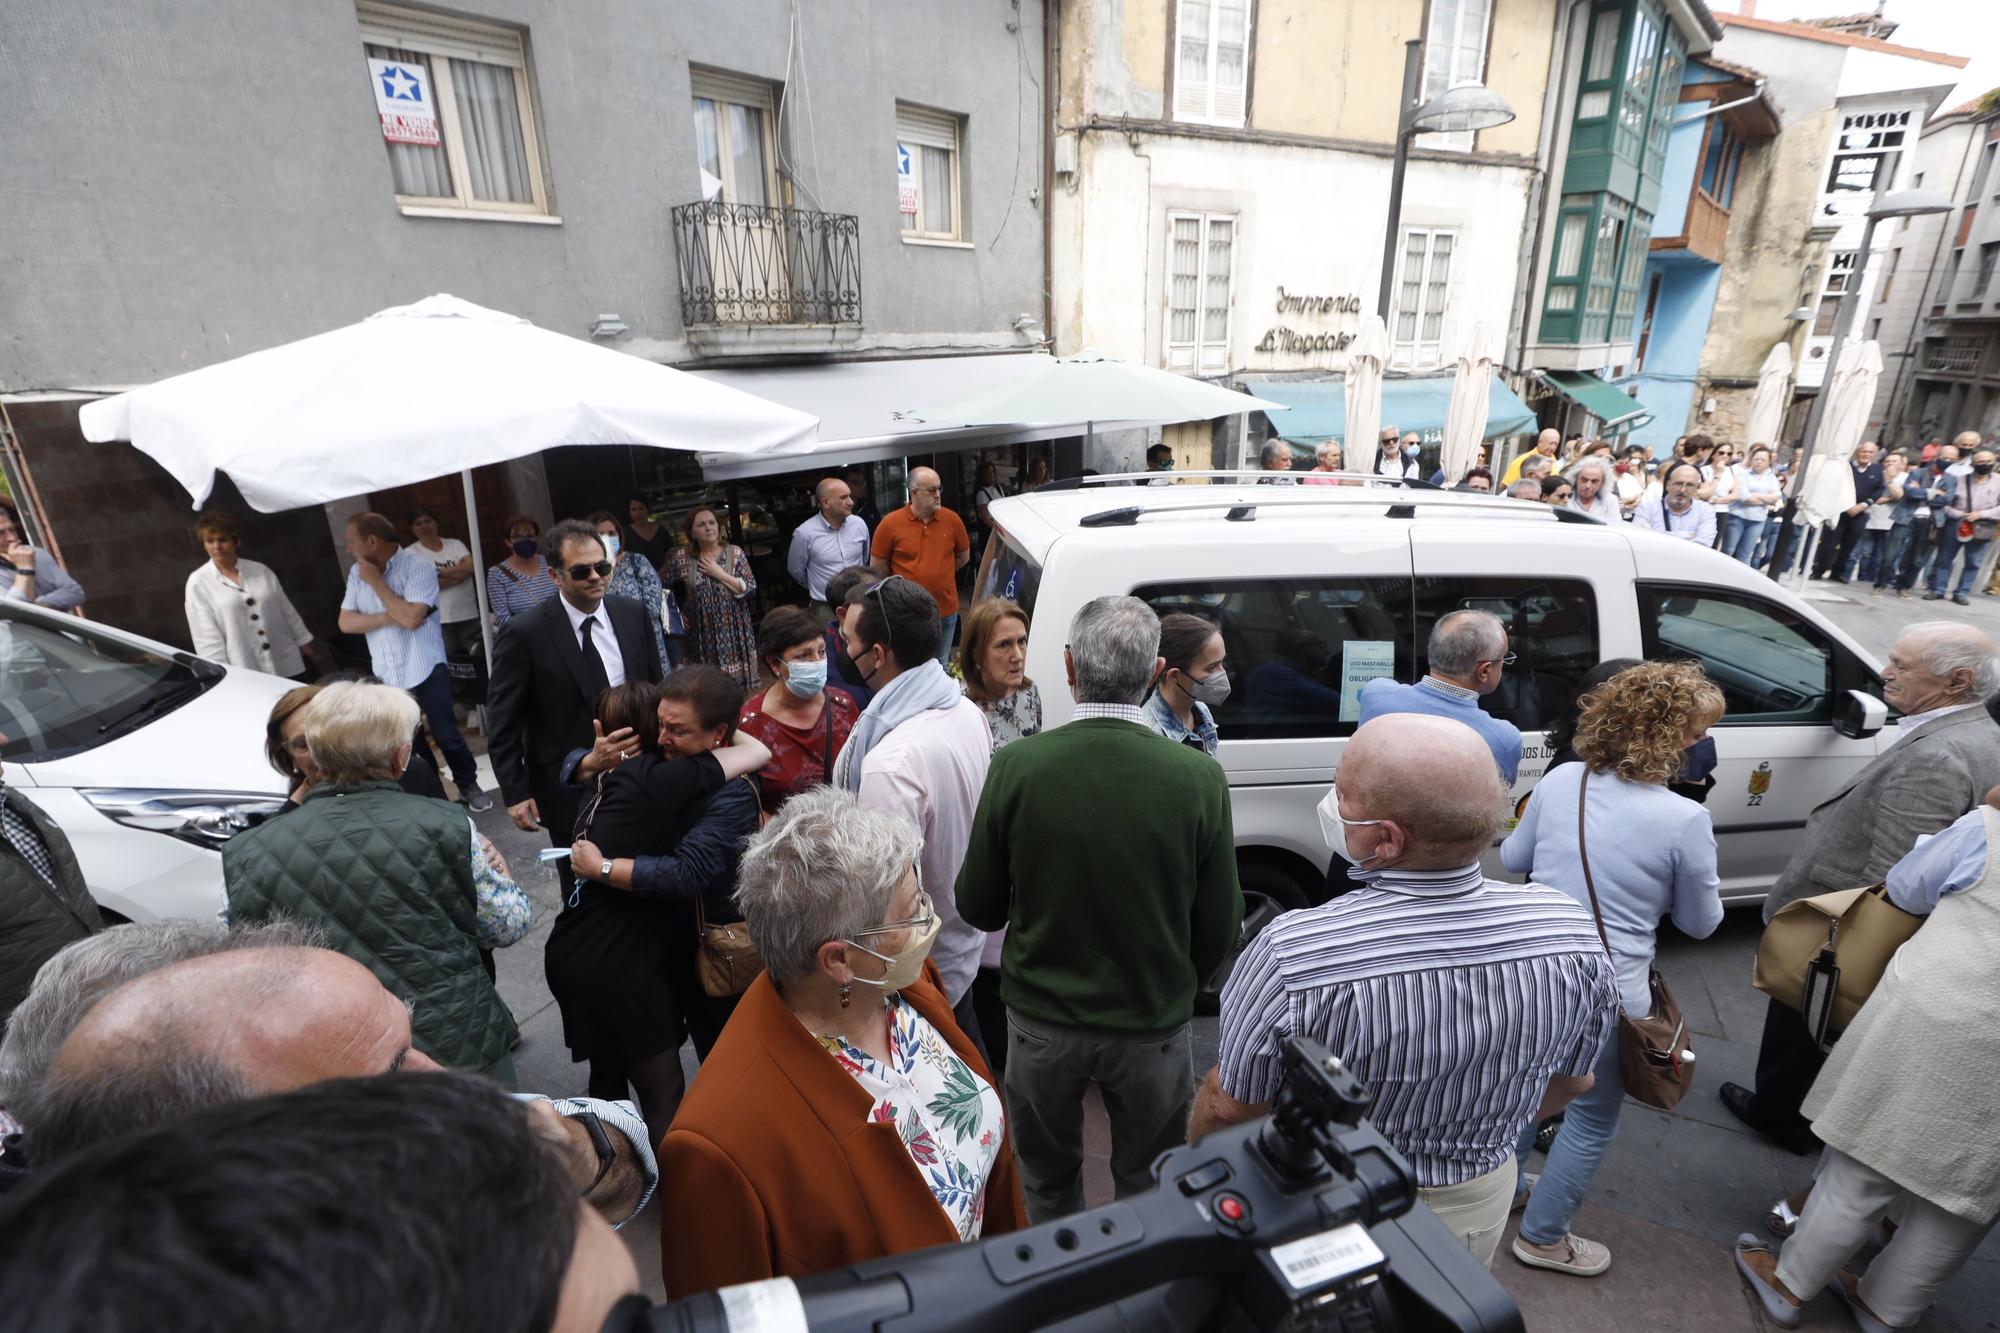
[0,599,293,923]
[977,474,1893,942]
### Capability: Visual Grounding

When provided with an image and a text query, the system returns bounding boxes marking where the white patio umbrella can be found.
[80,294,818,665]
[1439,321,1498,488]
[898,350,1286,452]
[1745,341,1793,451]
[1343,316,1388,465]
[1795,340,1883,529]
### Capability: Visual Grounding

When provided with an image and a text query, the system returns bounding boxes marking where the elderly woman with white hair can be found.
[657,785,1027,1299]
[221,682,532,1084]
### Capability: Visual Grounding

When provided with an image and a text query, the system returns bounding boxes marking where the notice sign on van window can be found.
[1339,641,1395,722]
[369,57,441,146]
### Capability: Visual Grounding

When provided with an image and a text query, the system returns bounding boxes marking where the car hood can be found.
[20,664,296,795]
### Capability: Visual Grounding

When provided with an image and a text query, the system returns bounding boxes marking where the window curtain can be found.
[921,145,952,234]
[449,57,533,204]
[366,45,452,198]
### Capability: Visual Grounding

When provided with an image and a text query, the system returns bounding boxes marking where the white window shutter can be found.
[1208,0,1250,128]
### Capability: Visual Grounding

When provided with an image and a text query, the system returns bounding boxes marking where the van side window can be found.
[1133,578,1417,739]
[1411,578,1600,733]
[1637,584,1832,722]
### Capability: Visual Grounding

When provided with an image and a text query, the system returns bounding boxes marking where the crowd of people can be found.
[3,453,2000,1328]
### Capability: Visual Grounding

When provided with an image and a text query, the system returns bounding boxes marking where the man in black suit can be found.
[486,519,664,878]
[1812,440,1884,580]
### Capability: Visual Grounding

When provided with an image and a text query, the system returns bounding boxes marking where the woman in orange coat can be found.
[657,785,1028,1298]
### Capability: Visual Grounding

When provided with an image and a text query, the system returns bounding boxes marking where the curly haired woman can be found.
[1497,659,1726,1278]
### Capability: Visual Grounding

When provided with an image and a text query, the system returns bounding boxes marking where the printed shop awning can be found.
[1245,374,1538,446]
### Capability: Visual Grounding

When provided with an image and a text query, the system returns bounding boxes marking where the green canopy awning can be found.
[1537,370,1653,434]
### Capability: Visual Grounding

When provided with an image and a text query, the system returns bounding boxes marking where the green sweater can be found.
[956,716,1242,1031]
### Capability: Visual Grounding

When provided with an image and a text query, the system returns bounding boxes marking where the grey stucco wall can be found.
[1,0,1046,388]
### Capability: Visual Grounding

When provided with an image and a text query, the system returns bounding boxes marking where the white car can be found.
[977,473,1895,948]
[0,599,293,923]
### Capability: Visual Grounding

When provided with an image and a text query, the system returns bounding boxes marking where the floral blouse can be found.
[972,682,1042,751]
[818,994,1005,1240]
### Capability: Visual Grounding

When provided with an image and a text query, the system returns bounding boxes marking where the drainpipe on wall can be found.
[1043,0,1058,350]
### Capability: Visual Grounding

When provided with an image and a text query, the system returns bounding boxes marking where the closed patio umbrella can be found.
[1343,316,1388,466]
[1745,341,1793,452]
[1439,322,1498,488]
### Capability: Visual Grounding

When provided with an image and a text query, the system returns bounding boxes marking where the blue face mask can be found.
[784,658,829,698]
[601,533,622,560]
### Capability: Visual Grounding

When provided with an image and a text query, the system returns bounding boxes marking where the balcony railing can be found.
[671,201,862,327]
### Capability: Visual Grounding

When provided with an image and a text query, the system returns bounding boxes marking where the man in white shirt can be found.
[785,478,870,623]
[1632,462,1717,545]
[832,575,992,1045]
[405,509,479,659]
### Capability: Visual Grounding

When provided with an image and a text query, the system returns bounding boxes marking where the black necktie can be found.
[578,614,610,698]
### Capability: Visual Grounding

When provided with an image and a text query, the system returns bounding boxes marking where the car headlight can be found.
[80,789,289,851]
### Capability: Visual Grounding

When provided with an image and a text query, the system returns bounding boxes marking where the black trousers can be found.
[1750,995,1826,1134]
[1813,513,1867,578]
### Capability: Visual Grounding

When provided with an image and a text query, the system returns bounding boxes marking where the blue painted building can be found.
[1621,55,1780,453]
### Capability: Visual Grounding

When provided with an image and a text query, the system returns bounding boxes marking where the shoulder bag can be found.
[1576,770,1696,1111]
[1753,885,1922,1053]
[695,776,767,997]
[1959,478,1999,542]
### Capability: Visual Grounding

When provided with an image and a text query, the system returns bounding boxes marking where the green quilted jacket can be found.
[0,789,102,1029]
[222,782,516,1071]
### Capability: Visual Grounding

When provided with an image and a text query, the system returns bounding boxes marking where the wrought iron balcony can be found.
[671,201,862,328]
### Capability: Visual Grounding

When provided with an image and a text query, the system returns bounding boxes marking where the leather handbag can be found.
[1577,770,1696,1111]
[1753,885,1922,1053]
[694,777,767,997]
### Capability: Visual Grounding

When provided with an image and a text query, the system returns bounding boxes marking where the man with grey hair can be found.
[1723,621,2000,1154]
[1357,608,1524,784]
[960,595,1241,1220]
[1567,458,1618,521]
[1507,478,1545,502]
[786,475,869,622]
[1193,714,1618,1268]
[16,941,656,1224]
[1258,438,1295,481]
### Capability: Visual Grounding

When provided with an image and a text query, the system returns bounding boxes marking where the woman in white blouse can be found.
[184,511,316,679]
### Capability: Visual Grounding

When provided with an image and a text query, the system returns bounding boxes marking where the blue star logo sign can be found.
[379,64,423,102]
[897,143,912,177]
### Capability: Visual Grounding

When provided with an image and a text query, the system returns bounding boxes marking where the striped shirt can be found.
[1217,864,1619,1187]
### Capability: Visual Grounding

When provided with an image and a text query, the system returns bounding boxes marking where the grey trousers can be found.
[1004,1011,1193,1223]
[1776,1147,1995,1326]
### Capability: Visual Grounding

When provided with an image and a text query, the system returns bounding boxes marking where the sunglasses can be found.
[566,561,615,580]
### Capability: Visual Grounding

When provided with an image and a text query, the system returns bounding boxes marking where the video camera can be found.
[610,1037,1522,1332]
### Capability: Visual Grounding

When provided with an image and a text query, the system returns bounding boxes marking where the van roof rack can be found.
[1046,471,1608,529]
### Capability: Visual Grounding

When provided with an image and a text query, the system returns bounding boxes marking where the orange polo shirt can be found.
[871,505,970,616]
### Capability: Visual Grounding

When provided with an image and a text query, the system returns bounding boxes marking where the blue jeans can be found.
[1721,517,1767,565]
[408,662,480,793]
[1930,528,1994,597]
[1875,524,1917,589]
[1714,511,1737,554]
[1752,520,1780,571]
[1851,528,1889,584]
[1517,1025,1623,1246]
[935,612,960,667]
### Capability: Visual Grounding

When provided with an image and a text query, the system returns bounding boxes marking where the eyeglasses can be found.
[1480,653,1519,667]
[566,561,615,580]
[911,485,941,495]
[859,576,903,644]
[853,889,936,939]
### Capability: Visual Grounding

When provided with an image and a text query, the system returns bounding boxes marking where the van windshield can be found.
[0,609,223,762]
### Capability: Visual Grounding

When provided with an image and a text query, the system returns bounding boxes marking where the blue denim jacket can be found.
[1146,692,1219,757]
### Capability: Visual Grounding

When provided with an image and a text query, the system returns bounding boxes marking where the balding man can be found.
[869,465,972,664]
[1192,714,1619,1268]
[21,942,656,1225]
[1502,428,1561,486]
[1357,609,1524,783]
[786,475,870,622]
[1722,622,2000,1153]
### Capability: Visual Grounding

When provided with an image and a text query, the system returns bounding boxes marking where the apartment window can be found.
[692,71,780,207]
[896,105,963,241]
[1928,333,1984,374]
[1634,272,1663,371]
[1173,0,1251,128]
[1975,243,2000,300]
[1165,211,1235,374]
[1938,248,1963,311]
[1419,0,1493,152]
[1575,5,1623,121]
[1813,250,1857,335]
[1971,142,1998,199]
[1825,110,1908,197]
[1392,228,1455,366]
[1613,209,1651,333]
[1615,7,1661,162]
[359,2,549,216]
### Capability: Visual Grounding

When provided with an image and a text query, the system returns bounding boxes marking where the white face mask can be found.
[1317,783,1386,875]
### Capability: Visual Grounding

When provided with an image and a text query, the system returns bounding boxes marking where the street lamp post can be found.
[1767,185,1953,584]
[1376,39,1517,321]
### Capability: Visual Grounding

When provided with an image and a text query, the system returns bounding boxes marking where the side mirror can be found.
[1833,689,1888,740]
